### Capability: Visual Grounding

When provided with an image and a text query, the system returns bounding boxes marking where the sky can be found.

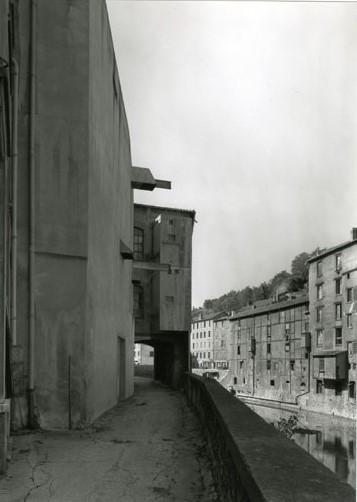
[107,1,357,308]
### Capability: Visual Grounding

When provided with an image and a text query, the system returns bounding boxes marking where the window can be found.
[270,379,275,386]
[267,325,271,338]
[347,287,353,302]
[335,303,342,320]
[267,360,271,370]
[347,314,352,328]
[149,351,154,357]
[133,227,144,260]
[316,329,323,347]
[316,380,323,394]
[316,306,323,323]
[240,360,244,369]
[335,278,341,295]
[290,360,295,371]
[280,311,285,323]
[319,358,325,372]
[349,382,356,399]
[336,254,342,271]
[208,352,210,358]
[208,331,210,337]
[133,284,144,319]
[221,340,225,348]
[237,345,240,355]
[317,284,323,300]
[233,377,237,385]
[317,261,323,277]
[335,327,342,346]
[267,343,271,354]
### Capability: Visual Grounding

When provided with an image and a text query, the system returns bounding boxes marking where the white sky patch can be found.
[107,1,357,307]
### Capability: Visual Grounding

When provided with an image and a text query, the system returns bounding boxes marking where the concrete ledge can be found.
[185,374,356,502]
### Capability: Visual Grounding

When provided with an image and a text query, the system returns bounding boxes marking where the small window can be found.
[317,284,323,300]
[335,327,342,346]
[233,377,237,385]
[267,343,271,354]
[316,306,323,323]
[133,227,144,260]
[237,345,240,355]
[240,360,244,369]
[267,325,271,338]
[270,379,275,386]
[267,360,271,370]
[347,314,352,328]
[317,261,323,277]
[133,284,144,319]
[316,380,323,394]
[335,278,342,295]
[349,382,356,399]
[336,254,342,271]
[319,358,325,372]
[335,303,342,321]
[207,352,210,358]
[347,287,353,302]
[290,360,295,371]
[316,329,324,347]
[243,377,246,384]
[149,351,154,357]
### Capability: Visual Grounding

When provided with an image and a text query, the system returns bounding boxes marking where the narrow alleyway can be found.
[0,377,218,501]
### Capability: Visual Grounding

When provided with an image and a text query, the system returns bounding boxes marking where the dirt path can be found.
[0,377,218,501]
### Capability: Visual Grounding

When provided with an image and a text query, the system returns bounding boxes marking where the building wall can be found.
[229,299,309,402]
[306,243,357,418]
[190,316,215,367]
[213,318,230,368]
[13,0,134,429]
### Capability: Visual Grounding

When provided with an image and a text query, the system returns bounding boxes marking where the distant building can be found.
[306,230,357,417]
[229,295,309,402]
[213,315,231,369]
[133,204,195,388]
[134,344,154,365]
[190,312,227,368]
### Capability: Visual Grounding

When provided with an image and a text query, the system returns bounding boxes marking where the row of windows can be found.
[316,254,342,277]
[316,283,356,301]
[192,320,212,329]
[193,352,211,359]
[192,331,211,339]
[192,342,212,349]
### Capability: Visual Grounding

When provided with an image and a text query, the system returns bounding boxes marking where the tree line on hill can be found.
[193,250,319,315]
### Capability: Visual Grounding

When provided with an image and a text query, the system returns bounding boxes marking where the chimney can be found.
[352,228,357,241]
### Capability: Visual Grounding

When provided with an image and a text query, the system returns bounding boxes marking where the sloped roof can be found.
[230,295,308,320]
[308,240,357,263]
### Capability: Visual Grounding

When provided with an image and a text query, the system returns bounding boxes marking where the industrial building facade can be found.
[133,204,195,388]
[191,232,357,419]
[0,0,194,472]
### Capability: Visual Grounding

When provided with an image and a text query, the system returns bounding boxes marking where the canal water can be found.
[248,403,356,489]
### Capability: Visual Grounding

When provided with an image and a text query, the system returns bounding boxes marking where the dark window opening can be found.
[270,379,275,386]
[349,381,356,399]
[133,227,144,260]
[316,380,323,394]
[233,377,237,385]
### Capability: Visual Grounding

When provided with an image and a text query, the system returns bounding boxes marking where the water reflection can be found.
[248,404,356,489]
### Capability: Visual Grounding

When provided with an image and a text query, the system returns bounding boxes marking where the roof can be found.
[230,295,309,320]
[192,311,228,323]
[134,203,196,219]
[313,350,347,358]
[308,239,357,263]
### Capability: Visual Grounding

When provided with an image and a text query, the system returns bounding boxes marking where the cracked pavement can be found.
[0,377,218,501]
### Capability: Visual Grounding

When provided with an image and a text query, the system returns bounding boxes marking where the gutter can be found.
[28,0,36,428]
[10,58,18,346]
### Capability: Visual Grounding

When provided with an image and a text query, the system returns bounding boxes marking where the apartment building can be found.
[229,295,309,402]
[190,311,227,368]
[306,231,357,417]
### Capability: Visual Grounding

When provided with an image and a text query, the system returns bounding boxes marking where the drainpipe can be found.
[10,58,18,346]
[28,0,36,428]
[295,351,311,405]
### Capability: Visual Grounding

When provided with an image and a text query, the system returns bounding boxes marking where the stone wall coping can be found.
[187,374,356,502]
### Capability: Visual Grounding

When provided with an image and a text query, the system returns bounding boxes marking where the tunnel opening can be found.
[134,342,155,380]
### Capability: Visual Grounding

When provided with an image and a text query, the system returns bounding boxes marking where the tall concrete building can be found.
[0,0,183,471]
[190,312,226,368]
[306,231,357,417]
[133,204,195,388]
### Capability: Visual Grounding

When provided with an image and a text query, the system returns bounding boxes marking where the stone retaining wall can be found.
[185,374,355,502]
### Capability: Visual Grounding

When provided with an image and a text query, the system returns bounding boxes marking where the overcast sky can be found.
[107,1,357,308]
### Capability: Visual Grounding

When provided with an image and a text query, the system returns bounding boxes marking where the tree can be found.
[290,252,311,289]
